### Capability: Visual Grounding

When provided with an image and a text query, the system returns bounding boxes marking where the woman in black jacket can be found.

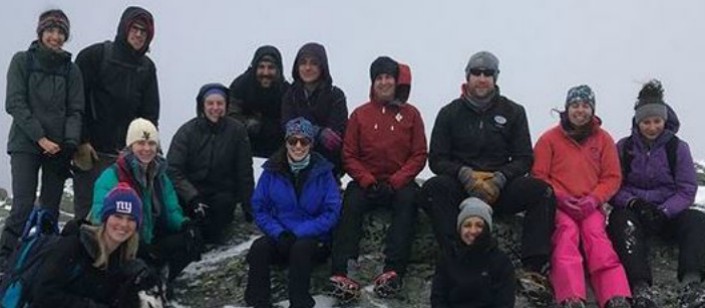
[431,197,516,308]
[29,184,156,307]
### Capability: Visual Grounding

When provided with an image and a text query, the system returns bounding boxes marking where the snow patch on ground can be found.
[696,186,705,205]
[180,235,257,278]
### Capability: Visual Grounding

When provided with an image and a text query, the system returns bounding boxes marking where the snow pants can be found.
[72,152,116,219]
[246,236,330,308]
[551,209,631,307]
[421,175,555,272]
[0,152,69,267]
[607,207,705,286]
[330,181,419,276]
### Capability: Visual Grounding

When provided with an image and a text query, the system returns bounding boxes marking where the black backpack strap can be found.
[620,136,634,180]
[665,135,680,176]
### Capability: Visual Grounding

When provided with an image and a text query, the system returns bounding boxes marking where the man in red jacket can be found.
[328,56,427,302]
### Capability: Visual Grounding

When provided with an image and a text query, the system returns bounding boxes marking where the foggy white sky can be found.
[1,1,704,190]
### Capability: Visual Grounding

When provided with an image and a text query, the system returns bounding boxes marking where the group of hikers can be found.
[1,6,703,308]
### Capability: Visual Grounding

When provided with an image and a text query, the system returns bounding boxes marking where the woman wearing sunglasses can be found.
[246,117,342,308]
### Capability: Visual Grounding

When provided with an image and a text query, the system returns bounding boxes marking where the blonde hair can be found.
[87,224,140,269]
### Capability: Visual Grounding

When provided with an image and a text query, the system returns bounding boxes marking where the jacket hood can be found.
[115,6,155,56]
[292,42,332,87]
[250,45,285,73]
[196,83,230,116]
[28,40,72,68]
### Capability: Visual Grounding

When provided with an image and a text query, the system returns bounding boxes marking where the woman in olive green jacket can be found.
[0,9,84,269]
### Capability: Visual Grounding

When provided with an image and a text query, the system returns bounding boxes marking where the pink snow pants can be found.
[551,209,631,307]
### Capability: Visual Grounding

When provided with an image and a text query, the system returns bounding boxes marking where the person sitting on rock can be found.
[533,85,631,308]
[90,118,200,298]
[246,117,341,308]
[228,45,290,158]
[431,197,515,308]
[30,184,159,307]
[167,83,254,244]
[421,51,556,306]
[607,79,705,308]
[281,42,348,178]
[328,56,427,302]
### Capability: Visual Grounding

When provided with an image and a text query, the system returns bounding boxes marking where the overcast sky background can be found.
[1,1,704,192]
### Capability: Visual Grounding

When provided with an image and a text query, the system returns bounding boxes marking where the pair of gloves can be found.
[187,197,253,222]
[628,198,668,230]
[318,127,342,152]
[556,193,601,221]
[457,167,506,204]
[365,181,395,202]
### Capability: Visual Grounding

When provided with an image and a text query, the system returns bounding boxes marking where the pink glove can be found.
[319,127,342,151]
[556,194,583,221]
[577,195,600,219]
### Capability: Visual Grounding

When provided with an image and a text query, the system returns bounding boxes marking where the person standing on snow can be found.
[430,197,516,308]
[167,83,254,244]
[281,42,348,178]
[0,9,84,270]
[246,117,341,308]
[532,85,631,308]
[421,51,556,306]
[607,80,705,308]
[228,45,290,158]
[327,57,427,302]
[73,6,160,220]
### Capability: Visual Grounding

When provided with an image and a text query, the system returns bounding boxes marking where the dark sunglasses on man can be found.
[286,136,311,147]
[469,68,496,77]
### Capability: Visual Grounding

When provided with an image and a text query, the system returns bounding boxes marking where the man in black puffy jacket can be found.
[73,6,160,220]
[167,83,254,244]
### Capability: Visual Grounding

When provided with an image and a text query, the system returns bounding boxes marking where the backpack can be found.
[620,135,680,179]
[0,208,80,308]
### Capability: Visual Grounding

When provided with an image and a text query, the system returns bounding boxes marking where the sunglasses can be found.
[286,137,311,147]
[469,68,496,77]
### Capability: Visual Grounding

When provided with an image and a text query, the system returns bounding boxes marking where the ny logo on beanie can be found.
[116,201,133,214]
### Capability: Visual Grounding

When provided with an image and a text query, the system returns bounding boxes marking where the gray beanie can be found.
[635,103,668,124]
[457,197,493,232]
[464,51,500,79]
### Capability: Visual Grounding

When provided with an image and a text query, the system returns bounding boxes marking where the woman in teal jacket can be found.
[90,118,199,297]
[246,117,341,308]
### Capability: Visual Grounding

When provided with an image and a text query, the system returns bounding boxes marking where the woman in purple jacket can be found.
[245,117,341,308]
[607,80,705,308]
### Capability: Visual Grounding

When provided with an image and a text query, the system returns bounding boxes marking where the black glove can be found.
[182,220,204,261]
[187,197,209,220]
[365,181,394,202]
[241,202,253,223]
[277,231,297,256]
[629,198,668,229]
[61,142,78,158]
[120,259,159,290]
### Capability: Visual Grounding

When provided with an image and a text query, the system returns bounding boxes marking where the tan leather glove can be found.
[72,143,98,171]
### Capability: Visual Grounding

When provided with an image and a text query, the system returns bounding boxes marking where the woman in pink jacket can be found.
[532,85,631,308]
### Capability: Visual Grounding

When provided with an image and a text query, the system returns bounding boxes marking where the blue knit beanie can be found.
[285,117,316,142]
[101,183,143,229]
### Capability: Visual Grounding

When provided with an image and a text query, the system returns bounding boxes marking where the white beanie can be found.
[125,118,159,147]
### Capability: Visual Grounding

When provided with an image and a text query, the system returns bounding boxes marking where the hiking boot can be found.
[559,298,586,308]
[517,269,554,307]
[373,270,403,298]
[678,281,705,308]
[325,275,361,304]
[605,296,631,308]
[631,284,657,308]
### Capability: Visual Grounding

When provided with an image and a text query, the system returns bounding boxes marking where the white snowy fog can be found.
[1,1,704,190]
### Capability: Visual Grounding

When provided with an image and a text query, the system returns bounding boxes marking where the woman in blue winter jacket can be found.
[245,117,342,308]
[607,79,705,308]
